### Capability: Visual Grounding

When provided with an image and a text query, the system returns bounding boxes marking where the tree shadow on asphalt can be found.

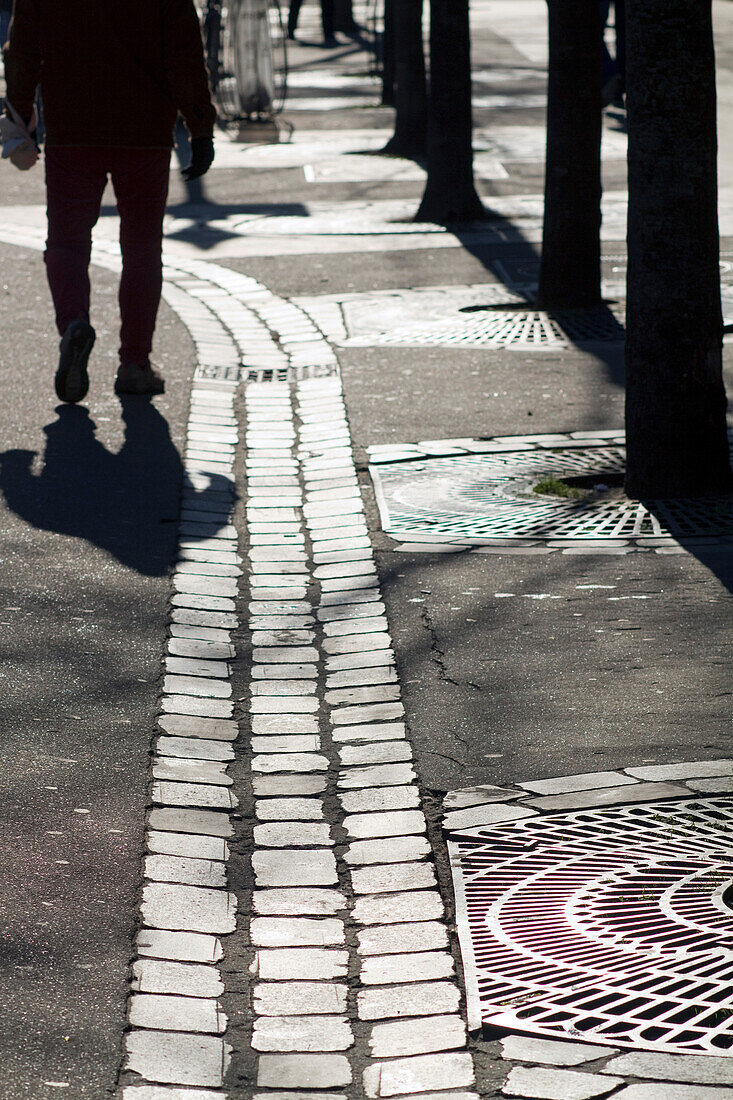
[0,400,233,577]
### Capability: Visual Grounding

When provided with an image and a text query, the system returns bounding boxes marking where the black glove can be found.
[182,135,215,181]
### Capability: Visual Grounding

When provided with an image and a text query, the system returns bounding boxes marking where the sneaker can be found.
[55,319,95,403]
[114,360,165,396]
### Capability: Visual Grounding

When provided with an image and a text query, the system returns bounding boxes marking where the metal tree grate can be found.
[449,797,733,1055]
[370,446,733,543]
[344,306,625,348]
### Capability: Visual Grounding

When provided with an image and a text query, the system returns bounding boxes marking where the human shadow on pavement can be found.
[0,401,233,577]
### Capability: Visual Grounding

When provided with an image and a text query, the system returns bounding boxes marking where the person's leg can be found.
[111,148,171,370]
[44,147,107,337]
[598,0,616,86]
[614,0,626,90]
[287,0,303,37]
[321,0,335,40]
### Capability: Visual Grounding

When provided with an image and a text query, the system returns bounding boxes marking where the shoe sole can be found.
[114,376,165,396]
[55,326,95,403]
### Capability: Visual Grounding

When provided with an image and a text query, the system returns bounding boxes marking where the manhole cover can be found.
[449,797,733,1054]
[344,305,625,348]
[370,442,733,545]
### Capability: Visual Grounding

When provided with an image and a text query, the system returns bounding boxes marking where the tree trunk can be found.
[381,0,396,106]
[624,0,732,497]
[382,0,427,158]
[536,0,603,308]
[416,0,485,223]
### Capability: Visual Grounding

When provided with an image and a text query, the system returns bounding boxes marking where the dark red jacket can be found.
[4,0,216,147]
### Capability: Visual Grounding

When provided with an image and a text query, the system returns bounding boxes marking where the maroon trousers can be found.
[44,147,171,365]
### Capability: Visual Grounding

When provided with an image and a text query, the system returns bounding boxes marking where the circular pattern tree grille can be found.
[449,797,733,1055]
[370,445,733,543]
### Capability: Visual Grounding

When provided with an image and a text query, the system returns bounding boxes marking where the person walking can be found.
[287,0,336,45]
[2,0,216,403]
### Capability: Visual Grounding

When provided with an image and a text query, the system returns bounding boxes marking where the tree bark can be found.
[536,0,603,308]
[381,0,396,106]
[624,0,732,497]
[416,0,485,223]
[382,0,427,158]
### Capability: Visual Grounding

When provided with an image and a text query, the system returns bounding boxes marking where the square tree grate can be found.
[449,797,733,1055]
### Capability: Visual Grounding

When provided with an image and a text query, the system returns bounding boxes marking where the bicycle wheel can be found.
[230,0,275,118]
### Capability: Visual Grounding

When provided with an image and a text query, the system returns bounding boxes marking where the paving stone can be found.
[253,714,319,734]
[338,763,416,789]
[256,1053,352,1089]
[251,680,318,697]
[442,804,537,830]
[608,1088,733,1100]
[158,711,237,741]
[333,704,405,727]
[321,576,379,593]
[152,758,231,785]
[136,929,223,964]
[122,1085,225,1099]
[251,916,345,947]
[253,664,318,680]
[255,797,325,820]
[171,609,237,630]
[353,891,445,925]
[344,810,426,839]
[687,774,733,795]
[253,889,346,916]
[252,753,329,774]
[314,561,377,581]
[251,735,321,752]
[369,1015,466,1059]
[339,742,412,768]
[501,1067,623,1099]
[250,697,319,715]
[351,863,437,895]
[324,621,390,644]
[161,696,233,720]
[141,883,237,934]
[250,618,314,633]
[320,587,379,604]
[148,807,233,838]
[155,736,233,762]
[326,667,397,688]
[254,982,348,1016]
[253,849,338,887]
[603,1053,733,1085]
[145,854,226,889]
[256,948,349,981]
[624,760,733,781]
[518,771,638,795]
[324,634,392,657]
[253,774,327,797]
[361,1094,477,1100]
[125,1030,229,1087]
[253,588,308,601]
[340,787,420,813]
[363,1052,474,1097]
[152,781,235,811]
[253,647,319,663]
[253,1015,354,1052]
[168,639,235,661]
[358,982,460,1021]
[325,651,395,673]
[172,577,238,600]
[318,599,381,621]
[130,992,225,1034]
[501,1036,613,1066]
[345,836,431,866]
[361,951,455,986]
[147,831,228,862]
[325,679,399,704]
[358,922,449,956]
[171,595,236,615]
[250,601,310,614]
[254,822,333,848]
[525,781,692,812]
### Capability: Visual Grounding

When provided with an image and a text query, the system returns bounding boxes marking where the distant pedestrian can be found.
[2,0,216,403]
[600,0,625,107]
[287,0,336,45]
